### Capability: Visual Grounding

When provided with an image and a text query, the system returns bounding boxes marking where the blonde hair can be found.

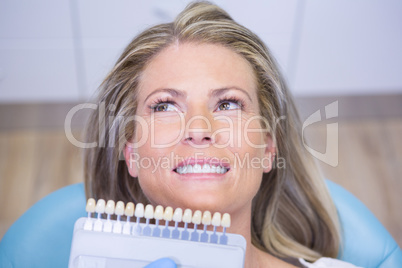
[84,1,340,262]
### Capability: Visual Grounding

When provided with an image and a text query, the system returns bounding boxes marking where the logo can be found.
[302,101,338,167]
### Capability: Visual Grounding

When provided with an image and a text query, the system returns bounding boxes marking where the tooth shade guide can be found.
[83,199,233,244]
[71,211,245,267]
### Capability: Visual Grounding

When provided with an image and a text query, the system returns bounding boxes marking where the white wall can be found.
[0,0,401,102]
[291,0,402,96]
[0,0,79,102]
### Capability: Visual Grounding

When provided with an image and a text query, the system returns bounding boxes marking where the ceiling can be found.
[0,0,401,102]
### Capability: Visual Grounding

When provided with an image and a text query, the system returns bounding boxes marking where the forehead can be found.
[138,42,257,98]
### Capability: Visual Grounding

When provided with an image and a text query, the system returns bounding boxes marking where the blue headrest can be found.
[0,181,401,267]
[326,180,401,267]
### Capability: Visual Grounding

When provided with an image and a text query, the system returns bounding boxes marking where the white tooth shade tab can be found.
[212,212,221,227]
[183,209,192,223]
[86,198,96,213]
[115,201,125,216]
[105,200,115,215]
[135,203,145,218]
[125,202,135,217]
[163,206,173,221]
[221,213,231,228]
[154,205,164,220]
[192,210,202,225]
[202,211,212,225]
[144,205,154,219]
[173,208,183,222]
[176,164,228,174]
[95,199,106,214]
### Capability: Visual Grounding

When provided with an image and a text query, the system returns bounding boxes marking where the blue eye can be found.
[217,100,241,111]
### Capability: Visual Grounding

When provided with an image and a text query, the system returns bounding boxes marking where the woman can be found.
[84,2,358,267]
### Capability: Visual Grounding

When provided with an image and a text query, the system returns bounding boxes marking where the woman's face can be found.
[125,42,275,215]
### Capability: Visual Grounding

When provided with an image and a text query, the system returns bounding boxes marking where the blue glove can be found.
[144,258,177,268]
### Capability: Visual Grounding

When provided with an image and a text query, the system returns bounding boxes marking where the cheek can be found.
[153,121,183,147]
[243,119,266,147]
[230,119,268,175]
[229,117,266,155]
[137,175,162,204]
[135,114,184,148]
[134,149,172,205]
[212,114,264,149]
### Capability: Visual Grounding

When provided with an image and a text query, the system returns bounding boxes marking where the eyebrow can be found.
[144,88,187,103]
[143,86,252,103]
[210,87,252,101]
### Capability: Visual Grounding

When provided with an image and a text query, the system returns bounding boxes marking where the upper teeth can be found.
[176,164,228,174]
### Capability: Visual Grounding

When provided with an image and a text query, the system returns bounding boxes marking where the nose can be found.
[183,114,214,147]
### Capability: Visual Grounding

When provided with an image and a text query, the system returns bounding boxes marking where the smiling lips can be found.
[173,158,230,175]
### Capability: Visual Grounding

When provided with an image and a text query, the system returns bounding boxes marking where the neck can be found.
[227,204,296,268]
[227,203,260,267]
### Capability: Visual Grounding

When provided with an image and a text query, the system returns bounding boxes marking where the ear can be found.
[123,142,138,178]
[263,134,276,173]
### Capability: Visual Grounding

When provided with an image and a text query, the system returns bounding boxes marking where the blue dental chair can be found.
[0,180,401,267]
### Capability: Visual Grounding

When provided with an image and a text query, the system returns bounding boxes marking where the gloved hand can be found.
[144,257,177,268]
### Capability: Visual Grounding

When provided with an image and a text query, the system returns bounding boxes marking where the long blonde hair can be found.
[84,1,340,262]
